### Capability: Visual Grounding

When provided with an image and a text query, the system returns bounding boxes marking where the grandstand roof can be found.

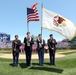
[71,37,76,42]
[0,32,10,35]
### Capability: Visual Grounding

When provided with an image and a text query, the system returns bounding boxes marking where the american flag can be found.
[27,3,39,22]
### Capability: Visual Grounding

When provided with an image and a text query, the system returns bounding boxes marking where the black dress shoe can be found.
[53,64,56,66]
[15,65,18,67]
[26,64,30,67]
[50,64,52,66]
[13,64,16,67]
[26,65,29,67]
[39,64,43,66]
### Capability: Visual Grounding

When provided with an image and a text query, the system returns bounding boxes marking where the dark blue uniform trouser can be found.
[38,48,44,66]
[13,52,19,66]
[49,50,55,65]
[25,47,32,66]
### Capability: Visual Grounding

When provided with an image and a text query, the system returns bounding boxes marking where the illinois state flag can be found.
[42,8,76,40]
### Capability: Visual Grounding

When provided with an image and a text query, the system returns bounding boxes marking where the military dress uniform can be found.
[48,38,57,65]
[12,39,21,66]
[24,37,34,66]
[37,39,45,66]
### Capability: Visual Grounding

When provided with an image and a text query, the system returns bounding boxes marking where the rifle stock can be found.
[14,42,16,56]
[52,40,55,54]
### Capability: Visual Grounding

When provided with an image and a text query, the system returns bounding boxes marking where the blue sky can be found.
[0,0,76,42]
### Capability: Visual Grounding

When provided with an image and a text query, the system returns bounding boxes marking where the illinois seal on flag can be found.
[53,15,66,27]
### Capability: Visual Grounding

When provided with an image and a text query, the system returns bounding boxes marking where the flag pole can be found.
[41,3,43,36]
[27,21,29,32]
[27,7,29,32]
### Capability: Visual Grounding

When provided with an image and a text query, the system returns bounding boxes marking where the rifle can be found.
[14,41,17,56]
[39,38,42,48]
[52,39,55,54]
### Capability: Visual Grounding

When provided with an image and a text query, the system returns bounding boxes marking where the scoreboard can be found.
[0,33,10,42]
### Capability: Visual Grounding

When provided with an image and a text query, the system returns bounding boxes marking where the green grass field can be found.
[0,51,76,75]
[60,52,76,55]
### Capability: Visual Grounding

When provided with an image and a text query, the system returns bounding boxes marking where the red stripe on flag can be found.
[28,16,39,19]
[31,3,38,9]
[28,13,38,17]
[28,19,39,22]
